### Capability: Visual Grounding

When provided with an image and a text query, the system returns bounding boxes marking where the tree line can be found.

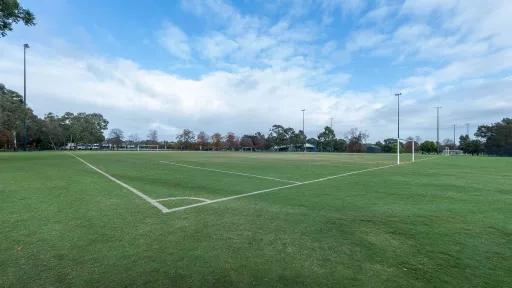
[0,84,108,150]
[168,126,365,152]
[1,83,511,155]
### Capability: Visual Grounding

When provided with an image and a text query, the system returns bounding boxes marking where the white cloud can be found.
[180,0,262,34]
[400,0,512,51]
[0,41,368,140]
[320,0,366,24]
[158,22,191,59]
[345,29,387,53]
[2,37,511,142]
[360,2,397,24]
[198,32,238,60]
[401,0,458,15]
[178,2,322,73]
[401,49,512,93]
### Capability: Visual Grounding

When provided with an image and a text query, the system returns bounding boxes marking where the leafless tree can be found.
[197,131,209,150]
[147,129,158,144]
[345,128,369,153]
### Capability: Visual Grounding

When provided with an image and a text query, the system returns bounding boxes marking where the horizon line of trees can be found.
[0,84,108,150]
[2,83,511,155]
[101,123,505,156]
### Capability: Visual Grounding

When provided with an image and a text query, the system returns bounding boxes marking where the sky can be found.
[1,0,511,143]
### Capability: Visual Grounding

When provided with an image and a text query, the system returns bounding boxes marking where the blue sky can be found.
[1,0,511,142]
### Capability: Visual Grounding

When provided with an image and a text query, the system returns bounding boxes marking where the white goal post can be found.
[137,145,159,151]
[397,138,416,165]
[118,144,137,150]
[443,148,463,156]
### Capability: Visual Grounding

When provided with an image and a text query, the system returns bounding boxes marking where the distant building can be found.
[365,145,382,153]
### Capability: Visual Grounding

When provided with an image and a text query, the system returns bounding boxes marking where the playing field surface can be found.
[1,151,511,287]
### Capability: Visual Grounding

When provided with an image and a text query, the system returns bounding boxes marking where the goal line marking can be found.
[155,196,211,202]
[163,163,399,213]
[69,153,169,213]
[159,161,301,184]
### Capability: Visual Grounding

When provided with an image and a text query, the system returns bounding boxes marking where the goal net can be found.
[118,144,137,150]
[443,149,464,156]
[137,145,159,151]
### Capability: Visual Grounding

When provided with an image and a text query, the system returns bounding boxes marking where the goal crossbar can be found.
[137,145,159,151]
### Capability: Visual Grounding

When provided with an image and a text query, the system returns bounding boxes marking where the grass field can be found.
[1,151,511,287]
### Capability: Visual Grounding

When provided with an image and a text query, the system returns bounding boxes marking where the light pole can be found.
[395,93,401,165]
[453,124,456,149]
[301,109,306,152]
[23,43,30,151]
[434,106,442,153]
[329,117,334,152]
[269,129,273,152]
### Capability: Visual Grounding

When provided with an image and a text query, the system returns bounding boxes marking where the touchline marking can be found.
[155,196,211,202]
[159,161,301,184]
[163,163,399,213]
[69,153,169,213]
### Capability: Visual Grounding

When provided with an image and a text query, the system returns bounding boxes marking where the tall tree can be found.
[108,128,124,148]
[147,129,158,144]
[211,133,223,151]
[345,128,368,153]
[334,138,347,152]
[127,134,140,145]
[318,126,336,152]
[381,138,396,153]
[0,0,36,37]
[404,136,419,153]
[66,113,108,144]
[269,125,288,147]
[42,113,65,150]
[306,137,318,147]
[224,132,239,150]
[196,131,209,150]
[459,135,470,154]
[2,84,111,150]
[419,141,437,154]
[283,127,296,146]
[0,83,44,150]
[467,139,484,155]
[240,135,254,149]
[475,118,512,156]
[176,129,195,150]
[253,132,266,150]
[290,130,306,147]
[0,83,24,149]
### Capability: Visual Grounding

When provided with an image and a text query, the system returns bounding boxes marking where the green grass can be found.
[0,151,511,287]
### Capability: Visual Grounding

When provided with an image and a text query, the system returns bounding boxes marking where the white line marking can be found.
[164,163,399,213]
[69,153,169,213]
[155,196,211,202]
[159,161,301,184]
[414,156,438,162]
